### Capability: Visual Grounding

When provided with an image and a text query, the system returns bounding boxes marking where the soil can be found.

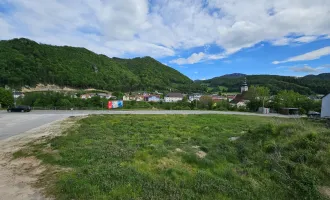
[0,117,81,200]
[196,151,207,158]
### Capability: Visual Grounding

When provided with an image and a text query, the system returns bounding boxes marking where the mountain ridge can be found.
[201,73,330,95]
[0,38,193,92]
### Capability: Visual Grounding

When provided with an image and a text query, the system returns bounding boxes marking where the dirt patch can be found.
[0,116,82,200]
[319,186,330,198]
[229,136,240,141]
[196,151,207,158]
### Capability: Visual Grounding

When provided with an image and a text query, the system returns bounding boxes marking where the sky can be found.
[0,0,330,80]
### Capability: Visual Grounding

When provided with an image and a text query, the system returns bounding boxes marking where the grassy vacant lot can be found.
[16,115,330,200]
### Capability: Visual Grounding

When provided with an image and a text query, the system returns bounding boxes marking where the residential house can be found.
[231,95,248,107]
[165,93,184,103]
[321,93,330,118]
[189,93,202,102]
[97,93,112,99]
[13,92,24,99]
[123,95,130,101]
[212,95,227,102]
[146,95,161,102]
[226,95,237,102]
[81,93,96,99]
[123,94,145,102]
[135,95,144,101]
[308,96,321,101]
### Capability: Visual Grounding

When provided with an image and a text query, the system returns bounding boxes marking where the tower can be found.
[241,77,248,93]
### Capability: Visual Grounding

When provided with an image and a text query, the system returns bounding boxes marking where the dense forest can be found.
[0,38,193,92]
[201,73,330,95]
[1,38,329,95]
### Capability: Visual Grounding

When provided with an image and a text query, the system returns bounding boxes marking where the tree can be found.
[273,90,314,114]
[247,86,270,109]
[58,99,72,108]
[0,87,14,108]
[274,90,300,109]
[182,95,188,102]
[199,96,213,110]
[256,86,270,108]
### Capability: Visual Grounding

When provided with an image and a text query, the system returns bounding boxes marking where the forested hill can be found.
[0,38,192,91]
[201,73,330,95]
[113,57,194,91]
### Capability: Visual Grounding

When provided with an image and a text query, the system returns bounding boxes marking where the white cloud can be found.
[170,48,240,65]
[273,47,330,64]
[171,52,205,65]
[0,0,330,61]
[290,65,321,73]
[271,36,319,46]
[294,36,318,43]
[271,38,291,46]
[289,64,330,73]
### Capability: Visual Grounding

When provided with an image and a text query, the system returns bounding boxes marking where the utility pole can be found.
[12,89,16,107]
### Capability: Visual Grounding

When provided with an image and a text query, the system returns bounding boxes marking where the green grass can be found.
[17,115,330,200]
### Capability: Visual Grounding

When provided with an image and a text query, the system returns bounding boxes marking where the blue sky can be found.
[1,0,330,80]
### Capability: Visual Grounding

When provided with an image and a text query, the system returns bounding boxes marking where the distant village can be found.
[63,78,250,107]
[5,78,330,118]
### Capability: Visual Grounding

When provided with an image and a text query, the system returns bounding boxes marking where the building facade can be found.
[241,77,248,93]
[165,93,184,102]
[231,77,249,107]
[189,93,202,102]
[321,94,330,118]
[147,95,161,102]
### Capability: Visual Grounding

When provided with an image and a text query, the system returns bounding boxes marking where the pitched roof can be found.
[166,93,183,98]
[230,91,248,104]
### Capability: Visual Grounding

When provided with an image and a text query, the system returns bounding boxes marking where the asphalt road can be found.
[0,110,298,140]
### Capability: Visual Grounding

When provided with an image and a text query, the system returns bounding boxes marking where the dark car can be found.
[307,111,320,118]
[7,105,31,112]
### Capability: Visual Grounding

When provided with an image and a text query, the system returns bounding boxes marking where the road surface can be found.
[0,110,299,140]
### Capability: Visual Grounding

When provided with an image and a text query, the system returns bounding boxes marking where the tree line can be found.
[246,86,321,114]
[0,86,322,114]
[202,74,330,95]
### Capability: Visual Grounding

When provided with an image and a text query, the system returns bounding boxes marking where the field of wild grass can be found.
[16,115,330,200]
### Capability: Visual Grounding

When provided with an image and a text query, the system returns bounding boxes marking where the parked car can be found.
[7,105,31,112]
[307,111,320,118]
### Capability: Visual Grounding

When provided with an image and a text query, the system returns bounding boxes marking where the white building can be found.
[189,93,202,102]
[236,101,247,108]
[13,92,24,99]
[165,93,184,103]
[123,95,130,101]
[97,93,112,99]
[81,93,95,99]
[321,94,330,118]
[241,77,248,93]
